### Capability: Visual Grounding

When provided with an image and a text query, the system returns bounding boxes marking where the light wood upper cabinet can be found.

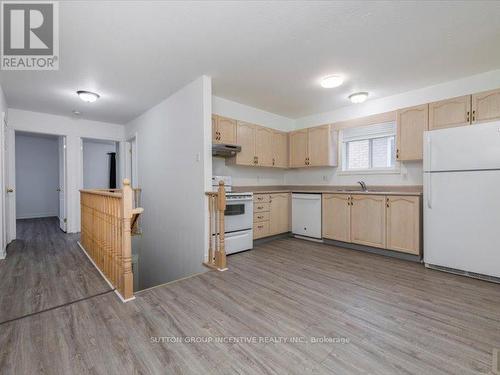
[289,129,308,168]
[212,115,236,144]
[350,195,386,249]
[386,196,421,255]
[235,121,256,166]
[471,88,500,124]
[322,194,351,242]
[269,193,290,235]
[272,131,288,168]
[255,126,274,167]
[429,95,471,130]
[396,104,428,161]
[307,125,338,167]
[289,125,337,168]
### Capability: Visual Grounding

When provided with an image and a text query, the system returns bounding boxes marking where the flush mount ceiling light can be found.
[348,92,369,104]
[77,90,100,103]
[72,110,81,116]
[320,75,344,88]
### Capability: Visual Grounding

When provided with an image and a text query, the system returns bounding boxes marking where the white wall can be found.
[126,76,212,289]
[213,96,294,132]
[0,86,8,258]
[15,133,59,219]
[82,139,117,189]
[8,109,125,233]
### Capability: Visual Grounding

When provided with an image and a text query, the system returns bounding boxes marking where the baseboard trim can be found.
[17,214,58,220]
[425,263,500,284]
[77,241,135,303]
[253,232,293,246]
[323,239,422,263]
[0,250,5,260]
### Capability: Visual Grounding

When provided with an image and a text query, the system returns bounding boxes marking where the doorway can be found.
[81,138,120,189]
[14,132,67,231]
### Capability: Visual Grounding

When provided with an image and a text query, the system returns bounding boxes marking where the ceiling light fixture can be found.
[348,92,369,104]
[77,90,100,103]
[320,75,344,88]
[72,110,81,116]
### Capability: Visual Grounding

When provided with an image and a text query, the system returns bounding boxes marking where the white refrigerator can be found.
[423,120,500,279]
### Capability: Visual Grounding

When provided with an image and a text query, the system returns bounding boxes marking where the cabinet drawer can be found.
[254,194,271,203]
[254,202,270,213]
[254,211,270,222]
[254,221,270,239]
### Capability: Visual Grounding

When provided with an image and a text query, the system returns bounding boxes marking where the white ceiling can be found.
[2,1,500,124]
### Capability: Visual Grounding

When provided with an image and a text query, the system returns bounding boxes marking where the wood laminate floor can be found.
[1,232,499,374]
[0,218,111,323]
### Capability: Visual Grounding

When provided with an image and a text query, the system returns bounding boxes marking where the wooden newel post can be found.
[215,181,227,270]
[121,178,134,300]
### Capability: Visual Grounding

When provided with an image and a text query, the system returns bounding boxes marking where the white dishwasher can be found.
[292,193,322,239]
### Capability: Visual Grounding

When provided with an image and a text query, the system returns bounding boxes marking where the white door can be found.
[424,170,500,278]
[4,124,15,243]
[58,136,67,232]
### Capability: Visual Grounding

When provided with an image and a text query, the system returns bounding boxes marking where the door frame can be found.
[58,136,68,232]
[5,122,15,245]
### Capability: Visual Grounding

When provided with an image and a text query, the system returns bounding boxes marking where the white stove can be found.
[212,176,253,255]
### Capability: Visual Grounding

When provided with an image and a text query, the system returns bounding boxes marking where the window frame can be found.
[338,122,400,175]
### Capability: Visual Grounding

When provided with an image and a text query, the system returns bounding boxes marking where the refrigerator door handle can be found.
[427,173,432,209]
[424,133,432,172]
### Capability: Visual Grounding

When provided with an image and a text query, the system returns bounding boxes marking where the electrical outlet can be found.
[322,175,328,182]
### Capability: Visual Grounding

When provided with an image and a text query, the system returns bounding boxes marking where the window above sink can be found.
[339,121,400,175]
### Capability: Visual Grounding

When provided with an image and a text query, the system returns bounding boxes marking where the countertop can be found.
[232,185,423,196]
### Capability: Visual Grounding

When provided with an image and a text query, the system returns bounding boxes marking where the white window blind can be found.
[341,122,396,142]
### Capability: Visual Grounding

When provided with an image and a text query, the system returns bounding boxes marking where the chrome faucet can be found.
[358,181,367,192]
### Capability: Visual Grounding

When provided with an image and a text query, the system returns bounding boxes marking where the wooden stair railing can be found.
[204,181,227,271]
[79,179,143,301]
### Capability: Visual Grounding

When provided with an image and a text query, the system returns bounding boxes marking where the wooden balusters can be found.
[204,181,227,271]
[79,178,142,302]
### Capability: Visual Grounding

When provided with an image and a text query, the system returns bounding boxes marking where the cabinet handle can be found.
[258,225,263,229]
[472,110,476,122]
[257,197,263,201]
[257,216,263,219]
[257,206,263,209]
[386,197,390,208]
[396,149,400,159]
[466,111,470,123]
[272,158,275,166]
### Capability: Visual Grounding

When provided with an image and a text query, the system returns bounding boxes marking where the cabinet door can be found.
[217,116,237,144]
[289,129,308,168]
[350,195,386,249]
[386,196,420,255]
[397,104,428,161]
[272,131,288,168]
[212,115,218,143]
[322,194,351,242]
[255,126,274,167]
[429,95,471,130]
[471,89,500,124]
[307,125,332,166]
[269,193,289,235]
[235,122,256,166]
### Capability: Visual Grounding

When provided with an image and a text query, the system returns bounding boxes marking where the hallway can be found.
[0,218,111,324]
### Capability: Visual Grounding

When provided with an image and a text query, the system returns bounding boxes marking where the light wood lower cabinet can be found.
[386,196,420,255]
[253,193,290,239]
[322,193,421,255]
[322,194,351,242]
[269,193,289,235]
[350,195,387,249]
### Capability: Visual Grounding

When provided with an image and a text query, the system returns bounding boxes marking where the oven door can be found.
[224,199,253,233]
